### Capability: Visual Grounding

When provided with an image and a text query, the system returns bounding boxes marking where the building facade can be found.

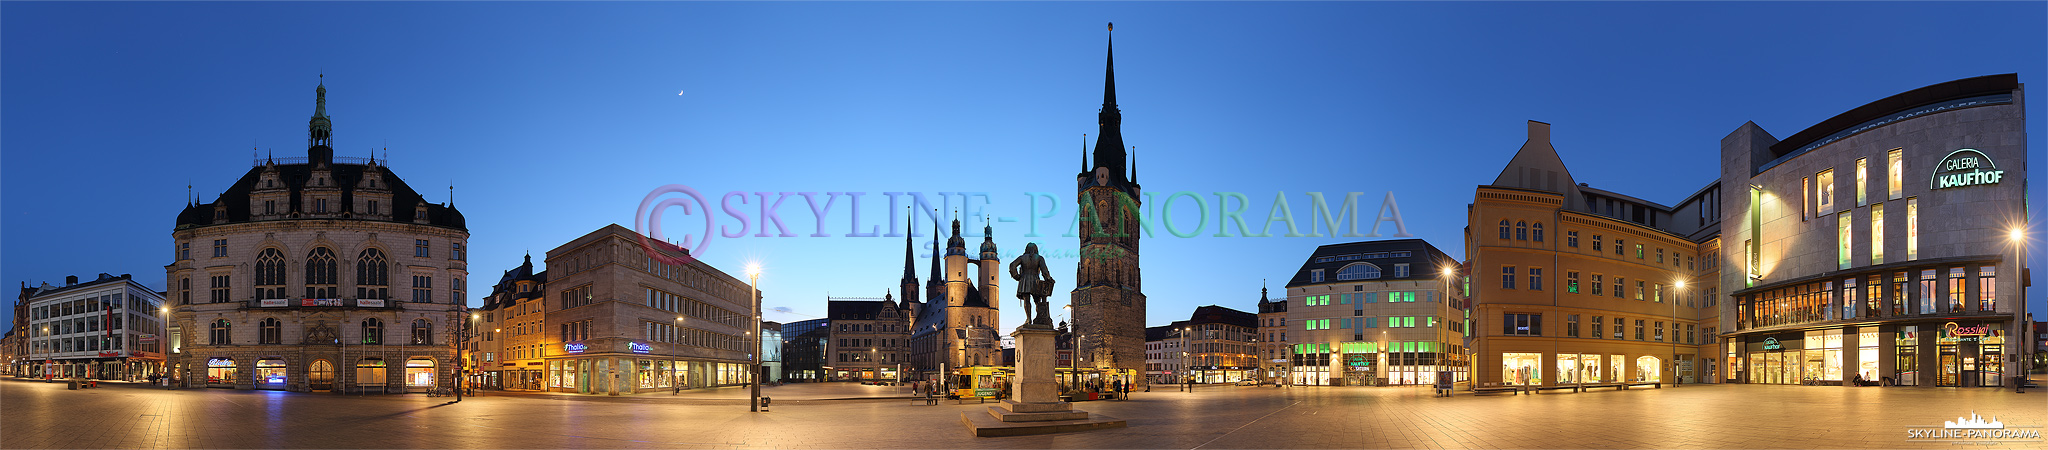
[468,254,548,390]
[1720,74,2029,388]
[540,224,758,394]
[20,274,167,380]
[1071,26,1148,388]
[780,318,828,382]
[825,296,909,381]
[166,79,469,393]
[1154,305,1259,384]
[1255,285,1288,383]
[1285,240,1469,386]
[1467,121,1722,389]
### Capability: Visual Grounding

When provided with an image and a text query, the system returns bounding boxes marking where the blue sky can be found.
[3,2,2043,333]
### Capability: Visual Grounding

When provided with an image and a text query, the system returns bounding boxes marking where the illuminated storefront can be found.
[254,358,287,390]
[1722,75,2027,388]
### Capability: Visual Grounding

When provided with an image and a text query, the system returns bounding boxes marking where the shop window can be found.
[1635,356,1661,382]
[406,358,436,388]
[357,359,388,387]
[1503,353,1541,385]
[256,359,287,387]
[206,358,237,385]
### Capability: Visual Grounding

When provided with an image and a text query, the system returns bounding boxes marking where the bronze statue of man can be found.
[1010,242,1056,326]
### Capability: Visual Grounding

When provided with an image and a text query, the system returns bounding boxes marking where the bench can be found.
[914,397,939,406]
[1623,381,1661,389]
[1576,383,1624,392]
[1532,385,1576,393]
[1471,386,1520,395]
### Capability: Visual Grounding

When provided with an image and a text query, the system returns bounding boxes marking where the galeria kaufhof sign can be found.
[1931,149,2006,189]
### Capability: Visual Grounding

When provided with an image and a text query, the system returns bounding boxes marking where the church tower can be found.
[945,216,969,307]
[899,208,921,318]
[1071,23,1148,386]
[977,222,1001,306]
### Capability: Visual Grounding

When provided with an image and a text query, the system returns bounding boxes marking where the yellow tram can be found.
[950,366,1010,399]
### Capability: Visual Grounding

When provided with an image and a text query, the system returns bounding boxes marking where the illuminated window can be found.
[1567,271,1580,293]
[1635,244,1644,259]
[1947,268,1966,313]
[1978,266,1997,312]
[1590,274,1604,296]
[1870,203,1885,265]
[1855,158,1868,207]
[1887,149,1903,200]
[1635,280,1645,301]
[1334,263,1380,281]
[1906,198,1918,260]
[1801,177,1811,219]
[1837,214,1852,270]
[1591,316,1604,339]
[1816,169,1835,216]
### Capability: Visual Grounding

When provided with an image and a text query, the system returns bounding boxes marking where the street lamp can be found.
[2008,224,2028,391]
[745,263,762,412]
[1673,280,1686,386]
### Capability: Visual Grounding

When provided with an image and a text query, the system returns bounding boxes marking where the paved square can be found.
[3,378,2042,449]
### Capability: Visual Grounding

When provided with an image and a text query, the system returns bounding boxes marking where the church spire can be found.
[1091,23,1127,179]
[926,208,943,301]
[901,207,917,285]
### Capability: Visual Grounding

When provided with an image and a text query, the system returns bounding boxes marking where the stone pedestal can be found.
[1010,326,1062,406]
[961,325,1125,437]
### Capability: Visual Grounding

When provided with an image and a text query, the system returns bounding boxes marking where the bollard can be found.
[760,397,771,412]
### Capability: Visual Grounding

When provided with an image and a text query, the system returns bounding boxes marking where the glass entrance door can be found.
[1936,345,1958,387]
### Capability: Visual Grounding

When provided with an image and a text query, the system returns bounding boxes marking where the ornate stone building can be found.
[1071,26,1148,387]
[908,216,1004,381]
[165,77,470,393]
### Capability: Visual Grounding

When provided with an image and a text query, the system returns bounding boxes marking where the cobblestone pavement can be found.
[4,377,2043,449]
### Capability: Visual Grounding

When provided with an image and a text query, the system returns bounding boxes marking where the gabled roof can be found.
[175,155,465,231]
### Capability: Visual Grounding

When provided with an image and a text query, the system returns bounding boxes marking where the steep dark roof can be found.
[1145,325,1174,342]
[175,151,465,231]
[1256,285,1285,314]
[962,283,989,308]
[1185,305,1256,328]
[827,300,890,320]
[1283,239,1459,289]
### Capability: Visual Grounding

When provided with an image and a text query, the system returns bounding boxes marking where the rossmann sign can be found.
[1930,149,2006,190]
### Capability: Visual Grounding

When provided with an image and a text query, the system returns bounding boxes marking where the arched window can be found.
[1335,263,1382,281]
[210,319,232,345]
[357,248,388,300]
[361,318,383,345]
[259,318,281,344]
[1516,221,1528,240]
[1532,223,1545,242]
[1498,219,1511,239]
[411,319,432,345]
[306,248,338,299]
[255,248,287,299]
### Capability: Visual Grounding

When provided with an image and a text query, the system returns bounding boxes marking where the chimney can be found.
[1528,120,1551,145]
[65,275,78,286]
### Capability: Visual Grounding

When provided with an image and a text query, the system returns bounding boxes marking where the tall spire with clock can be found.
[1070,22,1147,386]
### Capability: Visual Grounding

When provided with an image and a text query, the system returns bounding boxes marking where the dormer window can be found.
[314,198,327,214]
[367,200,379,215]
[214,209,226,221]
[264,200,276,215]
[415,210,426,221]
[266,180,274,188]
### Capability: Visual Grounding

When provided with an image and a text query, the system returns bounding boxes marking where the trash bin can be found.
[67,379,79,390]
[759,397,771,412]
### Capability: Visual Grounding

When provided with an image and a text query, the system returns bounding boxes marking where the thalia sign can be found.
[1931,149,2006,189]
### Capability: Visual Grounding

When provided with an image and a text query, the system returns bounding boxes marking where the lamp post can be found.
[746,263,762,412]
[1673,280,1686,386]
[2008,225,2027,392]
[1441,265,1458,389]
